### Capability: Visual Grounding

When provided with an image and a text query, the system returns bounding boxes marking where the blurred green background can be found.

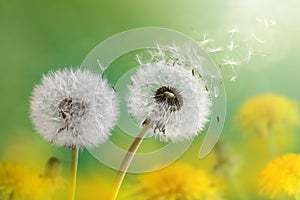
[1,0,300,199]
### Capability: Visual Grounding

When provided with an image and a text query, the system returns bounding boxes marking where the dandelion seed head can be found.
[30,68,119,148]
[128,62,211,142]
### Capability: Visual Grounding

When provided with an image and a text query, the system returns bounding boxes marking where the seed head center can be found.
[57,97,89,132]
[155,86,183,112]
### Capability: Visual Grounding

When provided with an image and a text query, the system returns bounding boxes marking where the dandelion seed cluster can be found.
[30,69,119,148]
[128,60,211,142]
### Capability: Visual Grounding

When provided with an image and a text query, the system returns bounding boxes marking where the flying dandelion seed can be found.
[194,19,276,82]
[207,47,224,53]
[227,40,239,52]
[252,33,265,44]
[198,34,212,47]
[227,27,240,37]
[256,17,277,28]
[246,48,253,62]
[222,58,240,67]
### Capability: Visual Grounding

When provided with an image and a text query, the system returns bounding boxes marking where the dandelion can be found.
[128,63,211,142]
[30,68,119,148]
[235,93,299,156]
[258,153,300,199]
[0,158,65,200]
[30,68,119,200]
[111,46,212,200]
[134,163,223,200]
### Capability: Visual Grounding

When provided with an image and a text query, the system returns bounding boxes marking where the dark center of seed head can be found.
[57,97,89,132]
[155,86,183,112]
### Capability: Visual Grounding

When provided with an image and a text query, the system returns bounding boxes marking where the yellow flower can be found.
[0,162,41,200]
[258,153,300,199]
[134,163,223,200]
[0,158,65,200]
[235,93,299,137]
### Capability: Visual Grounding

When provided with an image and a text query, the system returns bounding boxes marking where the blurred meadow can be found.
[1,0,300,199]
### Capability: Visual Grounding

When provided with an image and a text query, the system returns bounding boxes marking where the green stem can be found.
[67,147,78,200]
[295,191,300,200]
[268,129,276,158]
[110,120,152,200]
[228,176,248,200]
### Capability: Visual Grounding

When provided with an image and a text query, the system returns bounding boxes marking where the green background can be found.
[0,0,299,199]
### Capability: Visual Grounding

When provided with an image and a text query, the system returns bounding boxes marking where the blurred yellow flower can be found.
[258,153,300,199]
[134,163,223,200]
[0,158,65,200]
[76,175,129,200]
[235,93,299,137]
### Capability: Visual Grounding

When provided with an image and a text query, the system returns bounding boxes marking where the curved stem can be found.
[67,147,78,200]
[110,120,152,200]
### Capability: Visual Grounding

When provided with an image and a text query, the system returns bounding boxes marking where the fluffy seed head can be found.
[30,68,119,148]
[128,63,211,142]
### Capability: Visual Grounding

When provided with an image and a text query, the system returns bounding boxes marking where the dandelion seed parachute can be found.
[0,161,65,200]
[30,68,119,148]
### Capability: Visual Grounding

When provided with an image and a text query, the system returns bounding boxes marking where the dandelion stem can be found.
[295,191,300,200]
[67,147,78,200]
[268,129,276,158]
[229,176,248,200]
[110,120,152,200]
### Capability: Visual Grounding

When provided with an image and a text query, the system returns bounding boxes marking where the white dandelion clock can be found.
[30,68,119,200]
[30,68,119,148]
[128,63,211,142]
